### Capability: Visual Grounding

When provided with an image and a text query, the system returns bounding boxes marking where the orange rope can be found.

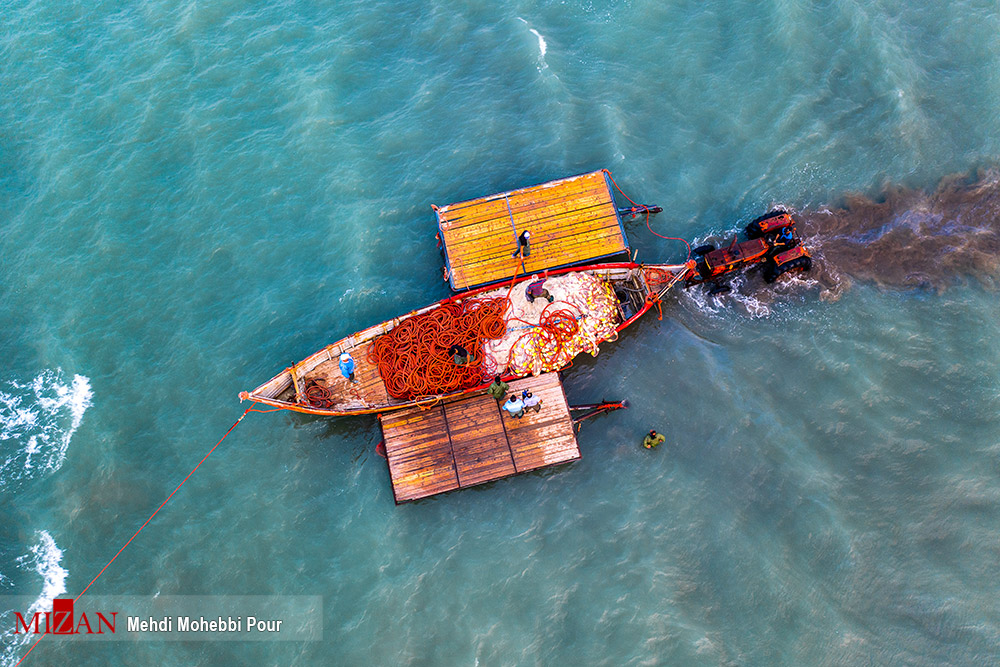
[647,294,663,321]
[505,301,583,373]
[603,169,691,260]
[367,298,509,399]
[368,260,595,397]
[15,404,257,666]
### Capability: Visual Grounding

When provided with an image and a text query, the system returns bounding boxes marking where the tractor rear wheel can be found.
[746,209,788,239]
[764,256,812,283]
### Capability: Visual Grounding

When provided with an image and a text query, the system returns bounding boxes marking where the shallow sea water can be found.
[2,1,1000,664]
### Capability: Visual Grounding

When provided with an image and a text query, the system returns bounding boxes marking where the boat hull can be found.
[240,262,688,416]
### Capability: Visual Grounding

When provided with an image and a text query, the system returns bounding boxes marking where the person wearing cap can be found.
[642,430,665,449]
[522,390,542,413]
[339,352,357,383]
[512,230,531,258]
[487,375,509,400]
[503,394,525,418]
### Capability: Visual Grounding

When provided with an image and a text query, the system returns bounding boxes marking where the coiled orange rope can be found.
[367,298,510,399]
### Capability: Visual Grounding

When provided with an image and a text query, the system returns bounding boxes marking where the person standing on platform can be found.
[503,394,525,418]
[512,230,531,258]
[339,352,357,383]
[449,344,470,366]
[487,375,509,400]
[522,390,542,413]
[642,430,665,449]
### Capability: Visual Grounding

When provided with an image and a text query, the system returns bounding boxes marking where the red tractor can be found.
[685,210,812,291]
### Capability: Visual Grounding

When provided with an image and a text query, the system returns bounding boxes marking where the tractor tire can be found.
[746,209,788,239]
[764,256,812,283]
[693,244,715,256]
[763,262,778,283]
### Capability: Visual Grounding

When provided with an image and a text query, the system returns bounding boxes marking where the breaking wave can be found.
[0,531,68,666]
[0,370,93,490]
[517,17,549,69]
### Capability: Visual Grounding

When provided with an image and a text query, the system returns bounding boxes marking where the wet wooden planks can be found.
[380,372,580,503]
[308,346,391,410]
[436,171,628,291]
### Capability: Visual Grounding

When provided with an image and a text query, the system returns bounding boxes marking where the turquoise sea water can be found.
[3,1,1000,664]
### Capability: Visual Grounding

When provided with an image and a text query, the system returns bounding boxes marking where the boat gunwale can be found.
[240,261,687,416]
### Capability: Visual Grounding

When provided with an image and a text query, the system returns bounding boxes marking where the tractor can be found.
[684,210,812,292]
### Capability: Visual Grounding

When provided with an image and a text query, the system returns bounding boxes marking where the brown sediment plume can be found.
[795,168,1000,299]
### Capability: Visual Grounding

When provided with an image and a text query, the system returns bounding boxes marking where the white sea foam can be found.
[530,28,547,57]
[19,531,68,616]
[0,531,68,667]
[516,17,548,69]
[0,369,93,489]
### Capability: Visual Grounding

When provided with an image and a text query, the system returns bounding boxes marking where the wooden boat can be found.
[240,261,689,416]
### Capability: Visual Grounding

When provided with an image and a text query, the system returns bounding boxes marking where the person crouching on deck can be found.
[487,375,508,400]
[449,344,470,366]
[339,352,357,383]
[503,394,525,418]
[525,276,554,304]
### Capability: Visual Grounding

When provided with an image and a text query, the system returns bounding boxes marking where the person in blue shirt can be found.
[339,352,357,383]
[503,394,525,418]
[777,226,794,246]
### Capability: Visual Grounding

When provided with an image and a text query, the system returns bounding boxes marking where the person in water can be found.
[449,344,470,366]
[643,430,665,449]
[503,394,525,418]
[487,375,508,400]
[339,352,357,383]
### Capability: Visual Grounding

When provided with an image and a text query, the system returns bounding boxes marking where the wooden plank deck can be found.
[379,373,580,503]
[436,171,629,291]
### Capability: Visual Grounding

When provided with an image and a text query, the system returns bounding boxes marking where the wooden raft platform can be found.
[379,373,580,503]
[435,170,629,292]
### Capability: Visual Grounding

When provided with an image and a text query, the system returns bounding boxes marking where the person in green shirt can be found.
[487,375,508,400]
[449,344,470,366]
[642,430,665,449]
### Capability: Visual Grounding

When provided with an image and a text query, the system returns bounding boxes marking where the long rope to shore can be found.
[15,404,267,666]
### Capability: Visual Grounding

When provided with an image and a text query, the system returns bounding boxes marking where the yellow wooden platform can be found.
[379,373,580,503]
[435,170,629,291]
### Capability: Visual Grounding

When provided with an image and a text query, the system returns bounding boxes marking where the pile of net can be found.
[483,272,620,376]
[367,297,508,399]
